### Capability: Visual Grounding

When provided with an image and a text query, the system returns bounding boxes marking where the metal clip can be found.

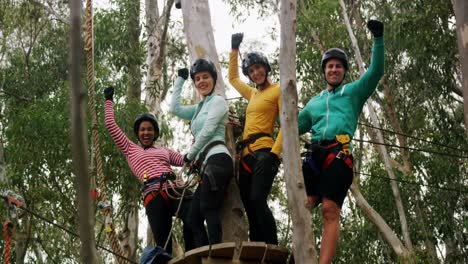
[97,200,112,210]
[336,151,346,160]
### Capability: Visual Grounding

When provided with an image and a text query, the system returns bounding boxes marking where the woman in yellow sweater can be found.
[228,33,282,245]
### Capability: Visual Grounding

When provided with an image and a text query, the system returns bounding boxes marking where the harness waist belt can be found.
[236,132,271,153]
[196,140,226,166]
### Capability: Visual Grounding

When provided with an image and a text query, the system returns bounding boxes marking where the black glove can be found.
[178,68,189,80]
[367,20,383,38]
[231,33,244,50]
[104,86,114,101]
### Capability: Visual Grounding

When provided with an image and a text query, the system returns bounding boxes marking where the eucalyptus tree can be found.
[177,0,248,244]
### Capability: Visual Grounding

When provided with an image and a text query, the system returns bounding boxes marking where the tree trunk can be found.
[125,0,142,103]
[14,216,31,264]
[179,0,247,243]
[180,0,226,96]
[381,81,439,263]
[119,200,139,260]
[69,0,99,262]
[349,183,412,260]
[144,0,174,113]
[339,0,414,255]
[452,0,468,135]
[120,0,142,257]
[0,138,5,182]
[279,1,317,263]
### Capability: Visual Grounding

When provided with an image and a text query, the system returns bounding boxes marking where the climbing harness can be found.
[303,134,353,174]
[235,132,271,173]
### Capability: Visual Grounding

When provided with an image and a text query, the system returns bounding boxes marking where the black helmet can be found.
[242,52,271,76]
[133,113,160,141]
[321,48,349,73]
[190,58,217,85]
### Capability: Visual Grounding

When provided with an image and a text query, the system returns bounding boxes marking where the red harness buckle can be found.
[143,191,169,207]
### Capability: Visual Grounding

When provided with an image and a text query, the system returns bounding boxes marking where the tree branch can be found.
[28,0,69,25]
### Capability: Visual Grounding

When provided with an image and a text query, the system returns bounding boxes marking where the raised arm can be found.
[229,33,255,100]
[348,20,385,103]
[104,87,132,155]
[169,68,197,120]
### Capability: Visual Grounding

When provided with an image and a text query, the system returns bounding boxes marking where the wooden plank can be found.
[265,244,290,263]
[168,242,290,263]
[238,242,267,261]
[168,242,236,264]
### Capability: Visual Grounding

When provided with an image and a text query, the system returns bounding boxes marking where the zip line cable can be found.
[354,138,468,159]
[225,98,467,153]
[16,205,137,264]
[355,171,468,194]
[226,112,468,159]
[357,122,468,153]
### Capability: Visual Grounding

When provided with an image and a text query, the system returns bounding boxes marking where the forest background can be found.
[0,0,466,263]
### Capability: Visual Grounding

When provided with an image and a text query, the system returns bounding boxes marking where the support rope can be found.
[83,0,126,262]
[2,220,13,264]
[163,165,199,250]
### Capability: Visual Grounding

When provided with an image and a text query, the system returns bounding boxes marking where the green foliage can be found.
[0,0,467,262]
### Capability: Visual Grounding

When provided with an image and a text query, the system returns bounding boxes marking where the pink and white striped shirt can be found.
[105,100,184,198]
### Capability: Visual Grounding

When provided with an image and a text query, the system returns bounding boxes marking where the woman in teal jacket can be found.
[298,20,384,264]
[170,59,233,247]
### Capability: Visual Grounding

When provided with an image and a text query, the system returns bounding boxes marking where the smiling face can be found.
[138,121,155,147]
[194,71,215,98]
[324,58,346,90]
[247,63,268,86]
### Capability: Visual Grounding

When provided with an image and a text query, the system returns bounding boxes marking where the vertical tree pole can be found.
[0,139,5,182]
[69,0,99,262]
[179,0,248,244]
[452,0,468,135]
[279,0,317,263]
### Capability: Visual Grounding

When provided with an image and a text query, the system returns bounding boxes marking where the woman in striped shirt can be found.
[104,86,194,254]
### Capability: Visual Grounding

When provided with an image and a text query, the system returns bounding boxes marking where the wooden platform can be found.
[168,242,290,264]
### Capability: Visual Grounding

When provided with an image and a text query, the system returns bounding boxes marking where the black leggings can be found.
[190,153,233,247]
[239,148,279,245]
[145,188,195,254]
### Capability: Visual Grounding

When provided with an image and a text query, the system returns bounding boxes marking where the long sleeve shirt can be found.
[169,76,230,162]
[228,50,283,157]
[298,37,385,143]
[105,100,184,198]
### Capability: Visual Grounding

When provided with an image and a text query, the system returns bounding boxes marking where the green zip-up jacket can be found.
[298,37,384,142]
[169,76,230,162]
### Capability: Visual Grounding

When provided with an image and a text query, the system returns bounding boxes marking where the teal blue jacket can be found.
[169,77,230,162]
[298,37,385,143]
